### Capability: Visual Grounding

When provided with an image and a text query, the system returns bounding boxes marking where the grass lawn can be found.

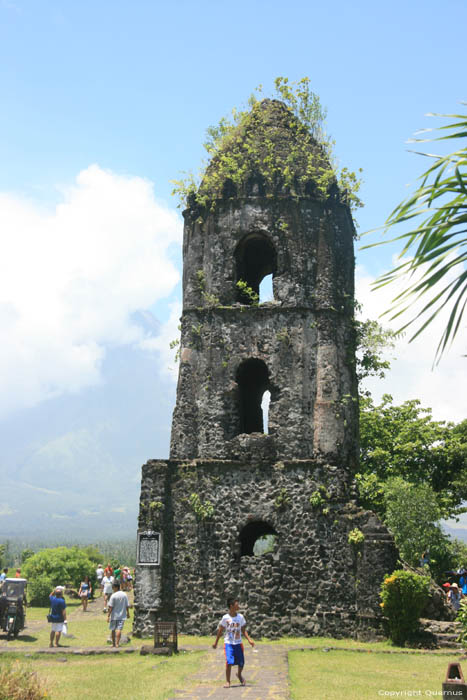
[0,650,207,700]
[1,601,463,700]
[289,648,458,700]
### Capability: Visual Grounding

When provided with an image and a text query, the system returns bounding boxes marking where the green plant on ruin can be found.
[196,269,206,292]
[236,279,259,305]
[310,485,329,509]
[274,487,290,510]
[348,527,365,549]
[171,77,362,211]
[276,327,291,345]
[169,323,182,362]
[149,501,163,512]
[189,492,215,521]
[201,291,220,308]
[169,337,181,362]
[190,322,203,347]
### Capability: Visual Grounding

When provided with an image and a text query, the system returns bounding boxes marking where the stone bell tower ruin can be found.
[134,99,397,639]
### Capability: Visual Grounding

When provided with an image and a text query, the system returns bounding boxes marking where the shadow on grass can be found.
[0,634,38,643]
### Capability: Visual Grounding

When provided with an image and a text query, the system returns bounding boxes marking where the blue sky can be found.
[0,0,465,538]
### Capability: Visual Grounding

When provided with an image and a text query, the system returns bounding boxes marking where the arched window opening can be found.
[259,273,273,303]
[236,359,269,434]
[235,234,276,305]
[261,390,271,435]
[222,178,237,199]
[246,174,265,197]
[240,521,277,557]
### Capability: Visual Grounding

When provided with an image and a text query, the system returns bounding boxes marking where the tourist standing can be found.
[448,583,463,611]
[96,564,104,595]
[48,586,67,648]
[78,575,92,612]
[102,571,114,611]
[107,581,130,648]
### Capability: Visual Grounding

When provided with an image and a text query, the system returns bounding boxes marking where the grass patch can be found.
[0,651,206,700]
[265,636,398,650]
[289,648,456,699]
[25,601,82,623]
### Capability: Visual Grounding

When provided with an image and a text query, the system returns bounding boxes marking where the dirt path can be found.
[170,644,290,700]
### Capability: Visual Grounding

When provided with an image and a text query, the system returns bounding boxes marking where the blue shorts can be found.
[224,643,244,667]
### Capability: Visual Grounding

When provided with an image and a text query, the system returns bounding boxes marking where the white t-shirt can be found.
[108,590,129,620]
[102,575,114,594]
[219,613,246,645]
[96,567,104,581]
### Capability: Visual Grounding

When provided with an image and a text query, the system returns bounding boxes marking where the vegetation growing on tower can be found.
[171,77,363,211]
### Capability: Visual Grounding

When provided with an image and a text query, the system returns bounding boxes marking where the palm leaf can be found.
[362,108,467,363]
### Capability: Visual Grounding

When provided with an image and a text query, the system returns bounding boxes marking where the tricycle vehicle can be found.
[0,577,27,639]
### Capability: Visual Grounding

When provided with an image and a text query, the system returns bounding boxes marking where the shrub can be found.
[380,569,430,646]
[22,546,95,605]
[0,660,48,700]
[456,599,467,647]
[348,528,365,549]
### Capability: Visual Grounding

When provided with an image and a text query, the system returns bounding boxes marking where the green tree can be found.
[78,545,103,565]
[365,109,467,362]
[382,477,449,571]
[358,394,467,519]
[20,548,35,564]
[354,311,398,387]
[22,546,95,605]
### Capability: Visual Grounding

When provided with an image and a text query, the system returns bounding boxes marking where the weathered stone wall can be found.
[171,195,358,465]
[170,306,357,465]
[134,99,398,641]
[134,459,397,639]
[182,198,354,311]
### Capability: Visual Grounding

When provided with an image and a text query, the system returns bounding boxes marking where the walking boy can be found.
[212,597,255,688]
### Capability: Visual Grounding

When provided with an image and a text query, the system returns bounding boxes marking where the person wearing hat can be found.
[448,582,463,611]
[48,586,67,647]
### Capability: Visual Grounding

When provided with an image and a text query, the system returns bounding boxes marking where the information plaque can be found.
[137,531,161,565]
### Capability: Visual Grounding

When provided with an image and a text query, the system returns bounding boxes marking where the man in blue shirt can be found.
[0,569,7,587]
[459,570,467,596]
[49,586,67,647]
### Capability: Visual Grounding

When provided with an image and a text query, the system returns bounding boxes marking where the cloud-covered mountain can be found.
[0,328,177,542]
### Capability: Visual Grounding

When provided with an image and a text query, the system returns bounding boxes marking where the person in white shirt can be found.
[102,573,114,612]
[212,597,255,688]
[107,581,130,648]
[96,565,104,595]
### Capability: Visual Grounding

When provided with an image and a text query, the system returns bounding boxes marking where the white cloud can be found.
[141,301,182,381]
[356,263,466,423]
[0,165,182,417]
[18,482,60,496]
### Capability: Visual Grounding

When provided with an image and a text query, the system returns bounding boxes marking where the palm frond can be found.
[362,109,467,363]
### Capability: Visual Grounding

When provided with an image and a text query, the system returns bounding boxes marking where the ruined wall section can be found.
[134,458,397,640]
[182,197,354,310]
[171,196,358,466]
[170,306,357,466]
